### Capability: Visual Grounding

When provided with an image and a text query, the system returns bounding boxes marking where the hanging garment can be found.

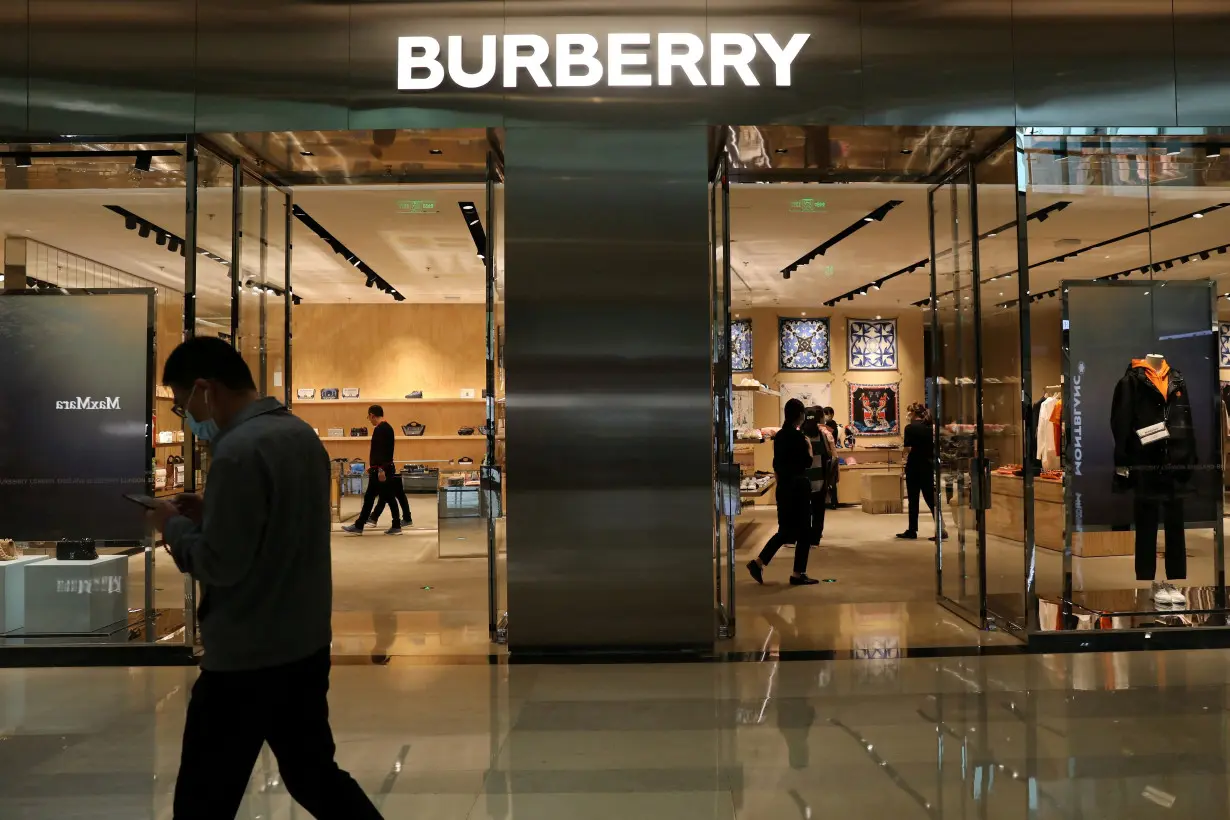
[1036,396,1059,470]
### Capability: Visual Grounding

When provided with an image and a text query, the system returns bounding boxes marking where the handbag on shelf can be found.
[0,539,18,562]
[349,427,368,437]
[402,422,426,437]
[327,427,344,438]
[321,388,339,400]
[296,388,316,400]
[457,427,475,436]
[56,538,97,561]
[341,387,361,399]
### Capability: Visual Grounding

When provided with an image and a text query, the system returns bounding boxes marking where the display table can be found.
[23,555,129,634]
[0,556,48,633]
[986,473,1133,557]
[861,472,904,515]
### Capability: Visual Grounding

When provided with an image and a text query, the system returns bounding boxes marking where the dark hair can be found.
[784,398,806,426]
[162,336,256,391]
[822,406,835,416]
[368,404,384,418]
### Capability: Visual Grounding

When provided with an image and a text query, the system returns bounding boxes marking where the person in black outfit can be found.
[822,406,841,509]
[898,403,945,540]
[342,405,402,535]
[747,399,820,586]
[803,407,835,545]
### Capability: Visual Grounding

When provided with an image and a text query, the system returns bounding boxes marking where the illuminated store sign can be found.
[398,33,811,90]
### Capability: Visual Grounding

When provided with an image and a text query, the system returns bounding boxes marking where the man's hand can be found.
[147,500,181,534]
[173,492,205,525]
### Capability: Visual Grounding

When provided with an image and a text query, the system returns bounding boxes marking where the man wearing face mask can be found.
[148,337,383,820]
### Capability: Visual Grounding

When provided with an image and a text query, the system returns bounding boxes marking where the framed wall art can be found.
[848,382,900,436]
[778,317,831,371]
[1220,322,1230,368]
[731,318,753,372]
[848,318,898,370]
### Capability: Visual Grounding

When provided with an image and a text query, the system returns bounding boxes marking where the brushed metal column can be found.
[504,126,714,650]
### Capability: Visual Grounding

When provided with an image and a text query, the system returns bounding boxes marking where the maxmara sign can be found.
[398,33,812,90]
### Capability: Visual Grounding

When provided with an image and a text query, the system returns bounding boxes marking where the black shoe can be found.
[896,531,917,540]
[790,574,820,586]
[746,560,764,585]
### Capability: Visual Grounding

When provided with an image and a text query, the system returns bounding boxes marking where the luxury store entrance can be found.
[715,126,1230,654]
[0,129,508,661]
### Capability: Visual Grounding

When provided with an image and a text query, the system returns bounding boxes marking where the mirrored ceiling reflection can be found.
[0,142,186,190]
[203,129,499,186]
[724,125,1011,183]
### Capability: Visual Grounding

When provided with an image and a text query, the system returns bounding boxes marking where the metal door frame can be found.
[711,139,737,639]
[928,162,991,629]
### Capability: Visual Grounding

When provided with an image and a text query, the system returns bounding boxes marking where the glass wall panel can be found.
[0,142,192,649]
[975,140,1028,632]
[1021,133,1230,631]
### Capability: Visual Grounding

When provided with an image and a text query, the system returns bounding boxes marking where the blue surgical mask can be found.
[184,384,221,442]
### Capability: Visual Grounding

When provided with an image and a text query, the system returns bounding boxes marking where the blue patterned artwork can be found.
[731,318,753,372]
[1220,323,1230,368]
[778,317,831,371]
[848,318,898,370]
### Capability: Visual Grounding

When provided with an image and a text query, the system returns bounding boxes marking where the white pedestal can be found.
[24,555,130,634]
[0,556,48,633]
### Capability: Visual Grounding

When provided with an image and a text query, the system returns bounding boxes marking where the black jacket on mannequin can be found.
[1109,360,1197,494]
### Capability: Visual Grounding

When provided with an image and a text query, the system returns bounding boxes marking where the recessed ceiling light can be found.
[1194,212,1205,219]
[300,150,314,157]
[1166,149,1181,156]
[430,148,443,155]
[774,148,788,155]
[900,149,913,155]
[863,217,874,222]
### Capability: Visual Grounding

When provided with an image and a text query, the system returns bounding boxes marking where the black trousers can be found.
[371,477,411,524]
[758,531,810,575]
[173,648,383,820]
[809,490,827,545]
[356,471,400,531]
[906,468,937,534]
[1134,495,1187,581]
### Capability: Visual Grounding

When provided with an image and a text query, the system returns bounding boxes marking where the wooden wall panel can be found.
[290,303,485,398]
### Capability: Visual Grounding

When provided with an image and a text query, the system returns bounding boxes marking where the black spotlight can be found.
[365,276,376,288]
[138,224,151,239]
[167,236,182,253]
[124,215,137,231]
[1201,251,1211,261]
[134,153,152,172]
[393,292,406,302]
[155,231,167,247]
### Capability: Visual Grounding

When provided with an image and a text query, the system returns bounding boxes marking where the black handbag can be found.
[403,422,425,436]
[349,427,369,437]
[321,388,339,400]
[57,538,98,561]
[458,427,475,436]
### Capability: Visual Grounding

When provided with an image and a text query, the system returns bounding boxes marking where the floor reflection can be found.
[1,650,1228,818]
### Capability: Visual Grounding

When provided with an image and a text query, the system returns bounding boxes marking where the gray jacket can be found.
[165,398,332,671]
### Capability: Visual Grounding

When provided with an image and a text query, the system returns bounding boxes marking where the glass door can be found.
[711,146,737,638]
[929,165,989,625]
[485,148,508,644]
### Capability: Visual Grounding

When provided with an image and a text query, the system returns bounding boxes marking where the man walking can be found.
[150,336,383,820]
[342,405,402,535]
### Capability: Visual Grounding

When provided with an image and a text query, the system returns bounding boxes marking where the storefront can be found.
[2,4,1230,660]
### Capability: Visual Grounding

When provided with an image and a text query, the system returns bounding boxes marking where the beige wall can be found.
[291,303,485,397]
[743,307,926,452]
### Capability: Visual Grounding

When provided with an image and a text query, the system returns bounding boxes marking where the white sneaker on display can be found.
[1164,582,1186,607]
[1152,582,1182,606]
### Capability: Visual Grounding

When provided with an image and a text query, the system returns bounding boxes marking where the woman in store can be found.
[747,398,820,586]
[803,406,836,545]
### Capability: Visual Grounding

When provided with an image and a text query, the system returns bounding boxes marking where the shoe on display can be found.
[896,531,917,540]
[746,560,764,585]
[1166,583,1186,606]
[405,391,424,399]
[385,526,403,536]
[1152,582,1184,606]
[458,457,474,465]
[790,574,821,586]
[341,524,362,535]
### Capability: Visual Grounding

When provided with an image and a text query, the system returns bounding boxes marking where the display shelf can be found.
[154,442,183,448]
[740,478,776,500]
[295,397,484,406]
[320,434,484,441]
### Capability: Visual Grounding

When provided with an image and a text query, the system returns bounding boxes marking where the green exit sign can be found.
[789,198,827,213]
[397,200,437,214]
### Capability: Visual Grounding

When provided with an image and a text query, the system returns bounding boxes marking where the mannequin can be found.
[1110,354,1196,607]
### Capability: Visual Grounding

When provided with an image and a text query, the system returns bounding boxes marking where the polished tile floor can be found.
[2,649,1229,818]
